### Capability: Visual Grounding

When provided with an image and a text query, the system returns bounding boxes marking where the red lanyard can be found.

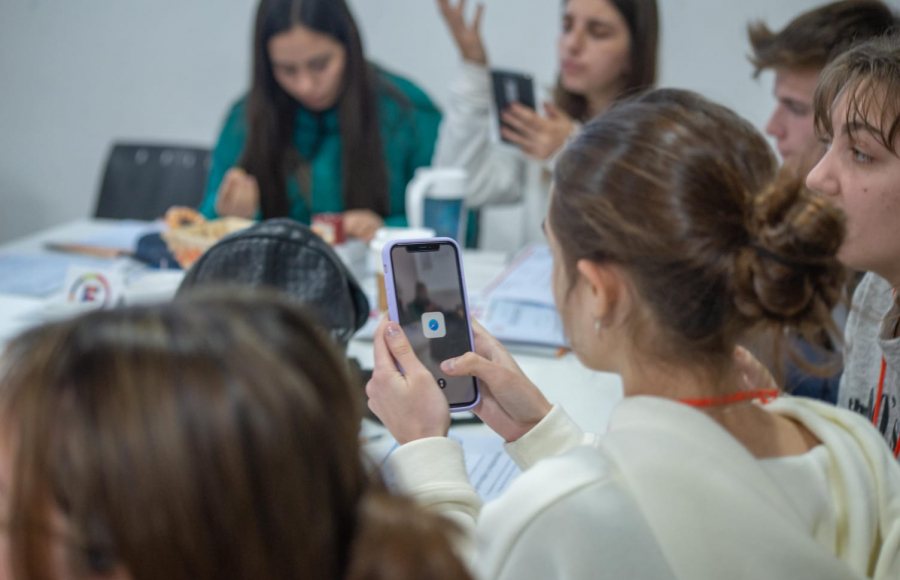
[873,289,899,457]
[679,389,780,408]
[873,357,900,458]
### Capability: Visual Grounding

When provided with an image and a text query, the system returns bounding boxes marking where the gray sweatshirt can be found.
[839,272,900,453]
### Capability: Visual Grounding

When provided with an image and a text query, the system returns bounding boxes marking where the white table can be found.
[0,219,623,434]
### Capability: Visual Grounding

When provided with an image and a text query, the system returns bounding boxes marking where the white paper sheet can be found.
[482,245,555,306]
[366,428,521,502]
[480,245,567,349]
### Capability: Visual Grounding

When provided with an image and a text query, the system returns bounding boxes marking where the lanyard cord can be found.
[872,289,899,457]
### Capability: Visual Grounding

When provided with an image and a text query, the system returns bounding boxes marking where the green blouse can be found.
[200,67,442,227]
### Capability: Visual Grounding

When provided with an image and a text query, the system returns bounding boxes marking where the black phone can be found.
[491,69,537,144]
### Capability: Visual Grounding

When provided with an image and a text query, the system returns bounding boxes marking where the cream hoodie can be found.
[388,397,900,579]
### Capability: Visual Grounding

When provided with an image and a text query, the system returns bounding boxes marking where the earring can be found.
[594,318,602,335]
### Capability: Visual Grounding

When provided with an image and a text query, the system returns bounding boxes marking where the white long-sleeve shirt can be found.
[432,62,574,251]
[388,397,900,579]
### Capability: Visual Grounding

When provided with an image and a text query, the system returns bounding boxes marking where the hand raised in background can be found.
[437,0,488,66]
[214,168,259,219]
[501,101,576,162]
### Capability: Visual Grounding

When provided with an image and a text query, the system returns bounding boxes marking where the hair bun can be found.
[732,170,846,327]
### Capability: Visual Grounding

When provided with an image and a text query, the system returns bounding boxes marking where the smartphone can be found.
[382,238,480,411]
[491,69,537,144]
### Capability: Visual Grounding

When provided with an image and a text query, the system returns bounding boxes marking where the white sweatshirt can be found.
[388,397,900,579]
[432,62,573,250]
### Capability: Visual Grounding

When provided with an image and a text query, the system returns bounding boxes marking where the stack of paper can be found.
[480,245,567,349]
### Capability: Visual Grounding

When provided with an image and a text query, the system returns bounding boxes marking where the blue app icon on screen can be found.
[422,312,446,339]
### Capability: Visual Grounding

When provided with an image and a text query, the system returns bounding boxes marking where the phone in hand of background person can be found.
[491,69,537,145]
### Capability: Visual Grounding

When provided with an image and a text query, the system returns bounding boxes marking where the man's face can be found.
[765,67,821,162]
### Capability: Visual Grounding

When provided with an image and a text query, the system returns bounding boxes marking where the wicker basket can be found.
[161,217,255,269]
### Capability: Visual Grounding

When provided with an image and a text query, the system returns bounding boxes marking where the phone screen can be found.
[389,242,478,408]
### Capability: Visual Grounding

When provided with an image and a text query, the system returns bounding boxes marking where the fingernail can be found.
[441,358,456,373]
[385,322,401,338]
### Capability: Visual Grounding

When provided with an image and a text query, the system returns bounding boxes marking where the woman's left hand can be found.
[501,101,575,161]
[366,318,451,444]
[344,209,385,242]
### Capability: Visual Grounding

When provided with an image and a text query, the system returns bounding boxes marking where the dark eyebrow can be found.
[843,121,882,137]
[306,53,332,66]
[586,18,615,28]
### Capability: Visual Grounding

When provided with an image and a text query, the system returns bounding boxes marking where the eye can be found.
[562,16,573,32]
[309,57,331,73]
[852,147,873,164]
[818,137,832,152]
[785,102,811,116]
[274,65,297,76]
[587,23,613,39]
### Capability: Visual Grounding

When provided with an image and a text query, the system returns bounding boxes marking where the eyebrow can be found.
[843,121,883,138]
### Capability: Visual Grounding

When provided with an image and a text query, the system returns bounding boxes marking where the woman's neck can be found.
[619,357,739,402]
[617,356,821,458]
[585,85,625,120]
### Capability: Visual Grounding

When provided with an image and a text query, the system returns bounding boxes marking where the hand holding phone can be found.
[366,317,453,444]
[491,69,575,161]
[440,318,552,442]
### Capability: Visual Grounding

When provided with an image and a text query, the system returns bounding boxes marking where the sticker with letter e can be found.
[422,312,446,339]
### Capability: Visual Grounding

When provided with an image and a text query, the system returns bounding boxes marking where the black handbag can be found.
[176,218,369,347]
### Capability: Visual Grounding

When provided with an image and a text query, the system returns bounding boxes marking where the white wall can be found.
[2,0,895,244]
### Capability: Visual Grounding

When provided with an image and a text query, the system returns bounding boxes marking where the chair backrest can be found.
[94,143,211,220]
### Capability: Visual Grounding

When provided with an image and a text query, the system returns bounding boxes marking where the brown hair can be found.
[550,89,846,371]
[814,33,900,155]
[554,0,659,121]
[0,290,470,580]
[748,0,897,77]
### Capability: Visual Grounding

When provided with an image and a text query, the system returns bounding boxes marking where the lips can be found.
[561,61,585,75]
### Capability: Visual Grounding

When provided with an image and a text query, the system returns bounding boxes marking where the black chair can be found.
[94,143,211,220]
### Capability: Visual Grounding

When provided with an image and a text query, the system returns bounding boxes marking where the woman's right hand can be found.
[437,0,488,66]
[214,168,260,219]
[441,319,552,442]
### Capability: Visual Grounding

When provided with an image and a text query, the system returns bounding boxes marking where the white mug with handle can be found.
[405,167,469,243]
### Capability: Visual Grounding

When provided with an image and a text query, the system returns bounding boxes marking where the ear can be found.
[575,259,626,322]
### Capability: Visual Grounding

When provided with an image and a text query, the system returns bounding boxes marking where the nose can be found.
[765,107,785,140]
[806,149,839,198]
[292,73,316,99]
[562,29,584,54]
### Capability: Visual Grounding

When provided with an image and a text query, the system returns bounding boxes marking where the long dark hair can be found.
[554,0,659,122]
[0,289,471,580]
[242,0,389,218]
